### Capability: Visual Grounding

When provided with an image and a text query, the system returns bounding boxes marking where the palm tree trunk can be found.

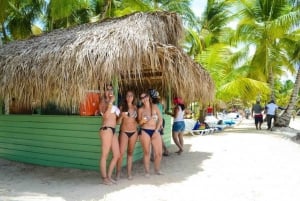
[101,0,112,20]
[268,65,276,101]
[276,64,300,127]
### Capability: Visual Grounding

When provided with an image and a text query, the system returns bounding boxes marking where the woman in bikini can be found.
[98,84,120,185]
[137,92,163,177]
[116,90,138,180]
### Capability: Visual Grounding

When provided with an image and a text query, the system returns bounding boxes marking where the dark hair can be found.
[103,83,113,91]
[103,83,113,99]
[121,91,136,112]
[178,103,185,110]
[151,97,160,104]
[140,91,153,115]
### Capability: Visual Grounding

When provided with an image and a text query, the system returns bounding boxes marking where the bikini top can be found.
[143,112,158,122]
[111,105,120,116]
[100,105,120,117]
[126,110,137,118]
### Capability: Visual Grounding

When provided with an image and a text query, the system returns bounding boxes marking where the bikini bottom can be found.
[123,131,136,138]
[141,128,155,138]
[100,126,115,134]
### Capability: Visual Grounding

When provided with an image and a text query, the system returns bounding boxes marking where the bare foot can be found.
[175,149,183,155]
[155,171,164,175]
[115,173,120,181]
[108,177,117,184]
[128,175,133,180]
[163,151,169,156]
[102,178,113,185]
[145,173,150,178]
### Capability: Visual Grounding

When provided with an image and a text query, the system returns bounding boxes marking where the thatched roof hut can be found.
[0,11,214,108]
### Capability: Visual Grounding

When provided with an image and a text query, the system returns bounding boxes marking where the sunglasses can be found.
[140,95,148,99]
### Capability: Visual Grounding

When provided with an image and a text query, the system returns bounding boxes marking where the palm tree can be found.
[185,0,235,57]
[191,0,269,106]
[45,0,96,31]
[0,0,44,41]
[0,0,9,42]
[232,0,300,127]
[234,0,300,100]
[276,40,300,126]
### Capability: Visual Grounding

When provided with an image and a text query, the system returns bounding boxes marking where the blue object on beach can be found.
[192,121,200,130]
[223,120,235,126]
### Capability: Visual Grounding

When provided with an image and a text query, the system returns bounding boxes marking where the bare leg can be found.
[116,133,128,180]
[172,131,183,153]
[100,130,113,185]
[161,136,169,156]
[140,132,151,176]
[177,132,184,154]
[152,133,163,174]
[127,132,138,179]
[107,134,120,183]
[150,144,154,161]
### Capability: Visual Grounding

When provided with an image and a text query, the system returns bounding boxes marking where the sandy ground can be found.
[1,118,300,201]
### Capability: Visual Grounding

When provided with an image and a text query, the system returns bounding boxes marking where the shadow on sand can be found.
[0,143,212,201]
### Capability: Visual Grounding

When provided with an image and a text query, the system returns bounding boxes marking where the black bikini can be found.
[100,126,116,134]
[123,131,136,138]
[141,128,156,138]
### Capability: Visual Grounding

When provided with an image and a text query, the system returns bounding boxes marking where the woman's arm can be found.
[165,106,177,117]
[137,108,145,125]
[116,106,124,124]
[156,106,163,131]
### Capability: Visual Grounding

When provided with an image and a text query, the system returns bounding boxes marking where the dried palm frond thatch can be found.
[0,11,214,108]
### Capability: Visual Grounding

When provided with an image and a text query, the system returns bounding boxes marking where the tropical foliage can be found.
[0,0,300,126]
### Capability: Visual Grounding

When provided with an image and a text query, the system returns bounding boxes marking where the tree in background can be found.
[0,0,44,41]
[233,0,299,100]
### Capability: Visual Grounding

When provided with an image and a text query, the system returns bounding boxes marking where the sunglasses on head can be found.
[140,95,148,99]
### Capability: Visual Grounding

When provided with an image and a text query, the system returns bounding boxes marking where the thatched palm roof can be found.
[0,11,214,108]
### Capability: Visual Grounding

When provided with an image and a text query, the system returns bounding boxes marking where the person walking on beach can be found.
[265,100,284,130]
[171,97,185,155]
[98,84,120,185]
[115,90,138,180]
[138,91,163,176]
[251,100,264,130]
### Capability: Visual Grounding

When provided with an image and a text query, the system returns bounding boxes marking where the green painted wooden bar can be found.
[0,115,172,171]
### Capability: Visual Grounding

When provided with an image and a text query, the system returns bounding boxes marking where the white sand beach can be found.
[1,117,300,201]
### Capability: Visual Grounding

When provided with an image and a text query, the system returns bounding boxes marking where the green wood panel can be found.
[0,126,99,138]
[0,115,171,170]
[0,153,97,170]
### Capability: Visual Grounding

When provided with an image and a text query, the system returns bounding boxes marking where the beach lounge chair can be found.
[183,119,213,136]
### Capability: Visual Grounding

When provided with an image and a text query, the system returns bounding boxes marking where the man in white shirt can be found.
[265,100,284,130]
